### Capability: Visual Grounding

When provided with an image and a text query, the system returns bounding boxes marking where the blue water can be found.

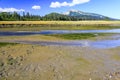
[0,29,120,48]
[0,31,39,36]
[1,29,120,36]
[39,29,120,34]
[13,39,120,49]
[91,39,120,48]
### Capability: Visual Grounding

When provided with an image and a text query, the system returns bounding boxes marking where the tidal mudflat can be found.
[0,30,120,80]
[0,42,120,80]
[0,22,120,80]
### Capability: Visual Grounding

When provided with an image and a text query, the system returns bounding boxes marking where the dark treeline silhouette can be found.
[0,12,110,21]
[0,12,42,21]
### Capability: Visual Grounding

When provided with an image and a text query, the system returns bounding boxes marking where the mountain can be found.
[63,10,112,20]
[43,10,115,20]
[43,12,82,21]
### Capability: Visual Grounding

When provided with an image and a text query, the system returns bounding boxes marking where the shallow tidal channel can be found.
[0,29,120,49]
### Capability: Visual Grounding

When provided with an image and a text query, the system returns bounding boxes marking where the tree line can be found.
[0,12,109,21]
[0,12,42,21]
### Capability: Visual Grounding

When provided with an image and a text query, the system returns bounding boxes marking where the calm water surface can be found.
[1,29,120,36]
[0,29,120,48]
[10,39,120,49]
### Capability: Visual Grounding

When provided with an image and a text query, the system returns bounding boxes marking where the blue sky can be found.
[0,0,120,19]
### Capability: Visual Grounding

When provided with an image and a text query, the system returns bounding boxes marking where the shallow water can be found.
[0,29,120,48]
[39,29,120,34]
[90,39,120,48]
[8,38,120,49]
[1,29,120,36]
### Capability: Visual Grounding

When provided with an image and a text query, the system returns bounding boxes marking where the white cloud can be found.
[0,8,25,12]
[32,5,41,10]
[50,0,90,8]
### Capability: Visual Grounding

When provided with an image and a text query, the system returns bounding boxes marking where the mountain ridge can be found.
[44,10,116,20]
[61,10,113,20]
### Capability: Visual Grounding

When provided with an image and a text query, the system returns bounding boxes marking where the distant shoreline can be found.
[0,21,120,31]
[0,21,120,25]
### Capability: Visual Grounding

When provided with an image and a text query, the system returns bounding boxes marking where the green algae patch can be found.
[0,42,18,47]
[45,33,108,40]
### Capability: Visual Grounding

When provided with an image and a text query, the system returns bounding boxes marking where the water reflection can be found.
[0,29,120,48]
[1,29,120,36]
